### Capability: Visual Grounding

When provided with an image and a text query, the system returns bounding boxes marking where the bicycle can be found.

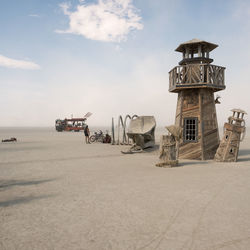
[89,130,104,143]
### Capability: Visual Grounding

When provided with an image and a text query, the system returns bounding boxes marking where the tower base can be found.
[175,88,220,160]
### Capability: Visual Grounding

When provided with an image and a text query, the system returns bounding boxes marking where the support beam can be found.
[185,47,190,58]
[198,45,202,57]
[199,90,205,160]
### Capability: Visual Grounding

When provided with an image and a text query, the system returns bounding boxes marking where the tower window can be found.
[184,118,198,142]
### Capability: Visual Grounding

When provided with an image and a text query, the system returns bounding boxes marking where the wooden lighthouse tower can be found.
[169,39,226,160]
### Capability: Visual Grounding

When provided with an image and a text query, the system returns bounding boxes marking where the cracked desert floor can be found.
[1,127,250,250]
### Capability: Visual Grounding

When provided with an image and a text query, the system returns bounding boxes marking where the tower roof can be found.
[175,38,218,53]
[231,109,247,115]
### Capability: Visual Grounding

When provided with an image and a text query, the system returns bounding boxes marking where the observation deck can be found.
[169,39,226,93]
[169,63,226,92]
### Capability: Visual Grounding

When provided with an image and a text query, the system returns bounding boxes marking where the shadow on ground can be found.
[0,194,55,207]
[179,160,209,166]
[238,157,250,162]
[0,179,55,191]
[0,145,45,153]
[238,149,250,156]
[144,145,159,153]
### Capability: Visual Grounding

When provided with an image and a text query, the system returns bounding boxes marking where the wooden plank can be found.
[176,92,183,158]
[179,142,202,160]
[204,144,219,159]
[182,105,199,112]
[204,133,219,144]
[173,84,225,89]
[202,100,215,106]
[201,65,205,82]
[213,97,220,146]
[204,128,218,137]
[224,123,244,133]
[199,90,204,160]
[182,108,200,117]
[192,65,201,82]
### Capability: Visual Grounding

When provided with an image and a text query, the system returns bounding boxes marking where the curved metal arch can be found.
[117,115,124,145]
[123,115,132,144]
[111,117,115,145]
[115,114,138,145]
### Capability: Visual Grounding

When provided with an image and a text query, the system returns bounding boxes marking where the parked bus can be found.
[55,112,92,132]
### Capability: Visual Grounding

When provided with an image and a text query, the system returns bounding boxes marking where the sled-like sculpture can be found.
[122,116,156,153]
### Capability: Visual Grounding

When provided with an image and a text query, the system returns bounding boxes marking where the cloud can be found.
[56,0,143,42]
[0,54,40,70]
[28,14,40,18]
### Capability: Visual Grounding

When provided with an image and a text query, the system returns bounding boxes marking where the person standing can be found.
[84,125,90,144]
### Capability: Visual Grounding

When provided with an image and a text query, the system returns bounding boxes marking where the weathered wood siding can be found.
[176,89,219,160]
[175,92,183,128]
[177,89,202,159]
[179,141,202,159]
[215,123,244,162]
[200,89,220,159]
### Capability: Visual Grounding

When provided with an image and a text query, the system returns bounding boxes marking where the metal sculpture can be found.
[111,114,138,145]
[122,116,156,154]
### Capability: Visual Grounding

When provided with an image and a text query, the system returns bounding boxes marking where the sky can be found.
[0,0,250,127]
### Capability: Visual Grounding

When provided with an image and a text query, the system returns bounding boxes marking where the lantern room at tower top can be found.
[169,38,226,93]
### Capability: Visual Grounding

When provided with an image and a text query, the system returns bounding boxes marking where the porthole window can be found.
[183,118,198,142]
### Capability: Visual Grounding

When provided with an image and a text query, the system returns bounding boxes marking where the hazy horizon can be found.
[1,0,249,127]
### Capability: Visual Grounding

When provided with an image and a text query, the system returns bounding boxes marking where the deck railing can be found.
[169,64,225,91]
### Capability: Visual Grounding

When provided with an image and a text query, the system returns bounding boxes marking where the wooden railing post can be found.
[207,65,210,84]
